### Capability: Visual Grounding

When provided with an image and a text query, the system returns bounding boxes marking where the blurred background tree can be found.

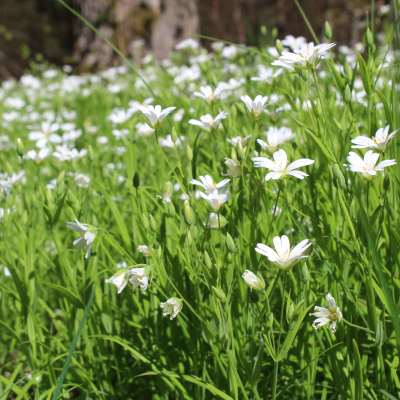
[0,0,386,78]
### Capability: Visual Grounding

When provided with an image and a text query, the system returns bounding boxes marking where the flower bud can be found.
[171,126,178,143]
[204,251,212,269]
[186,145,193,161]
[88,145,94,162]
[142,213,149,230]
[343,60,351,78]
[149,214,157,232]
[250,289,259,303]
[226,233,235,253]
[260,25,267,36]
[186,230,193,246]
[276,39,283,54]
[183,200,194,226]
[133,171,140,189]
[350,199,358,221]
[344,84,351,103]
[333,117,343,130]
[212,286,227,302]
[301,263,309,283]
[332,163,346,190]
[324,21,332,40]
[168,202,175,217]
[383,174,390,191]
[271,27,278,39]
[242,270,265,291]
[301,70,309,82]
[366,28,374,47]
[17,138,25,157]
[236,140,246,161]
[316,99,323,117]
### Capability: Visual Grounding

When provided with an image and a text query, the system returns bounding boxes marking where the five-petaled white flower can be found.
[272,42,336,72]
[242,270,265,291]
[251,67,283,84]
[310,293,343,334]
[67,219,97,259]
[24,148,50,164]
[203,213,228,229]
[281,35,307,50]
[200,187,232,212]
[255,235,312,270]
[351,125,399,153]
[194,85,226,102]
[138,105,176,130]
[253,149,314,181]
[28,120,61,148]
[189,111,227,132]
[160,297,183,320]
[222,158,242,177]
[190,175,230,195]
[344,150,396,181]
[126,266,152,293]
[240,95,269,120]
[227,135,252,147]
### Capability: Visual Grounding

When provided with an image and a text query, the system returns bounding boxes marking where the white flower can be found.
[351,125,399,153]
[67,219,97,259]
[126,266,151,293]
[203,213,228,229]
[240,95,269,120]
[251,66,283,83]
[222,158,241,177]
[255,235,312,270]
[242,270,265,291]
[24,148,50,164]
[175,38,199,50]
[128,97,154,114]
[136,122,155,137]
[107,109,134,125]
[281,35,307,50]
[28,121,61,148]
[75,173,90,188]
[46,179,57,190]
[200,187,232,212]
[253,149,315,181]
[190,175,230,195]
[227,135,252,147]
[105,270,128,294]
[138,245,152,258]
[157,182,173,203]
[158,134,185,148]
[188,111,227,132]
[138,105,176,130]
[160,298,183,320]
[194,85,226,102]
[310,293,343,334]
[112,129,129,141]
[53,145,87,162]
[272,42,336,72]
[344,150,396,181]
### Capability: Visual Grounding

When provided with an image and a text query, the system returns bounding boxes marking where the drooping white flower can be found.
[138,105,176,130]
[105,270,128,294]
[24,148,50,164]
[126,266,152,293]
[188,111,228,132]
[310,293,343,334]
[160,297,183,320]
[227,135,252,147]
[221,158,241,177]
[138,245,152,258]
[281,35,307,50]
[200,187,232,212]
[272,42,336,71]
[190,175,230,195]
[67,219,97,259]
[240,95,269,120]
[344,150,396,181]
[28,121,62,148]
[351,125,399,153]
[255,235,312,270]
[242,270,265,291]
[203,212,228,229]
[253,149,314,181]
[193,85,226,102]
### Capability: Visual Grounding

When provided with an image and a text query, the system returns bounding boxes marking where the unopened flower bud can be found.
[133,171,140,189]
[149,214,157,232]
[324,21,332,40]
[242,270,265,291]
[366,28,373,47]
[301,70,309,82]
[186,230,193,246]
[17,138,25,157]
[332,163,346,190]
[204,251,212,269]
[183,200,194,226]
[333,117,343,130]
[212,286,227,302]
[236,140,246,161]
[343,60,351,78]
[316,99,323,117]
[171,126,178,143]
[186,145,193,161]
[276,39,283,54]
[344,84,351,103]
[142,213,149,230]
[260,25,267,36]
[226,233,235,253]
[168,202,175,217]
[88,145,94,162]
[301,263,309,283]
[383,174,390,191]
[271,27,278,39]
[191,225,198,239]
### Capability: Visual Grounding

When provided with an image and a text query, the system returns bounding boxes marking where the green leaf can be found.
[42,282,84,309]
[375,90,392,127]
[249,336,264,386]
[352,339,363,400]
[355,51,372,97]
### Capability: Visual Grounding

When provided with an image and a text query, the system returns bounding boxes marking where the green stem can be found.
[266,181,282,245]
[342,318,375,335]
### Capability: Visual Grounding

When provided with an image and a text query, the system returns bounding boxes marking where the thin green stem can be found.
[342,318,375,335]
[266,181,282,245]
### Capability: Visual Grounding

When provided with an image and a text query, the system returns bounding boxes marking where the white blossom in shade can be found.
[66,219,97,259]
[351,125,399,153]
[190,175,230,195]
[112,129,129,141]
[344,150,396,181]
[272,42,336,72]
[242,270,265,291]
[253,149,315,181]
[281,35,307,50]
[221,158,241,177]
[136,122,155,137]
[138,245,152,258]
[227,134,252,147]
[105,270,128,294]
[75,173,90,188]
[160,298,183,320]
[310,293,343,334]
[175,38,199,50]
[240,95,269,120]
[24,148,50,164]
[203,212,228,229]
[255,235,312,271]
[158,134,185,148]
[126,266,152,293]
[251,66,283,83]
[128,97,154,114]
[107,109,134,125]
[138,105,176,130]
[188,111,227,132]
[193,85,226,102]
[200,187,232,212]
[28,121,62,148]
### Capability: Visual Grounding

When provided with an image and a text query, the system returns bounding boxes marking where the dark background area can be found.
[0,0,385,78]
